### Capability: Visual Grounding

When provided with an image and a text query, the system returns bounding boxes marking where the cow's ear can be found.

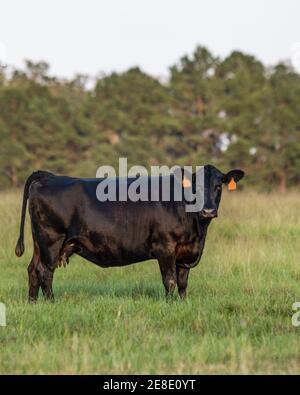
[223,169,245,185]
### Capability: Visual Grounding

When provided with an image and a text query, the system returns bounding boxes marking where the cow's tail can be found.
[15,170,53,257]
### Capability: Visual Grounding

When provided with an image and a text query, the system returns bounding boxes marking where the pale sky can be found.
[0,0,299,78]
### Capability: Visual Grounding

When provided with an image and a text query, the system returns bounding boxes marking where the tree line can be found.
[0,46,299,191]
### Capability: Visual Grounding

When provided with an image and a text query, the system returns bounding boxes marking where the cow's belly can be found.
[76,247,151,267]
[71,232,152,268]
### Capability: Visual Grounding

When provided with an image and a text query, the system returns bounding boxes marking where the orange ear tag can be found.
[182,176,192,188]
[228,177,236,191]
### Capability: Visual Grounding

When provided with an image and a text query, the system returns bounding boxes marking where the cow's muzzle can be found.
[200,208,218,219]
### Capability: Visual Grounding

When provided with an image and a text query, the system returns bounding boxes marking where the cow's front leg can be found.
[158,256,177,299]
[176,266,190,299]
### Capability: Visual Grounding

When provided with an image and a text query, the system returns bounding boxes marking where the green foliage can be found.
[0,47,299,190]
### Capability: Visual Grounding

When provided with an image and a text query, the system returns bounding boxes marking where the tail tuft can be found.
[15,238,25,257]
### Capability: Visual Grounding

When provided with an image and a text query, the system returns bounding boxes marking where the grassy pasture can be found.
[0,190,300,374]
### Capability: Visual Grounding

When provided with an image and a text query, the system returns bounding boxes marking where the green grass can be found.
[1,190,300,374]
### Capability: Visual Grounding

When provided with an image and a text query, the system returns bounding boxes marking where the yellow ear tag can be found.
[182,176,192,188]
[228,177,236,191]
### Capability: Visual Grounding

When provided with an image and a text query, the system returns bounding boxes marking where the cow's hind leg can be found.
[28,241,41,302]
[158,255,177,300]
[37,264,55,301]
[37,237,64,301]
[176,266,190,299]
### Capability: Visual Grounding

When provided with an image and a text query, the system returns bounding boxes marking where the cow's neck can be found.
[176,210,211,269]
[194,214,211,244]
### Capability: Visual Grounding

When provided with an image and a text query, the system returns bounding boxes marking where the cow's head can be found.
[198,165,244,219]
[179,165,244,219]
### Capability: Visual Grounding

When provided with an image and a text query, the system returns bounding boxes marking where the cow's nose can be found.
[201,208,218,218]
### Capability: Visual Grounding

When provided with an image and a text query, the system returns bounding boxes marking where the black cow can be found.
[15,165,244,302]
